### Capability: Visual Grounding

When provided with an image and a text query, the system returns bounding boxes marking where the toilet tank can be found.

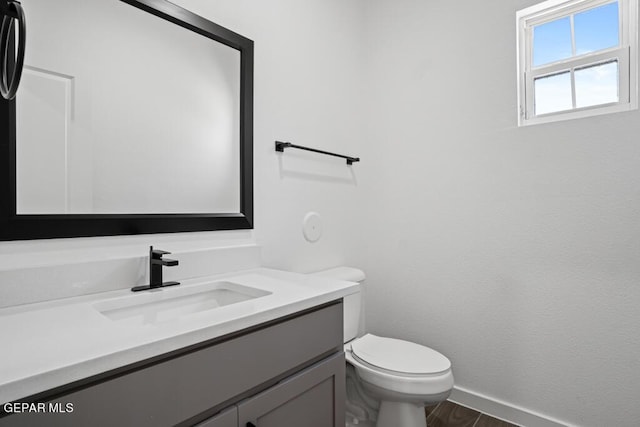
[310,267,365,343]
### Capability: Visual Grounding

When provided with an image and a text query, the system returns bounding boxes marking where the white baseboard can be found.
[449,386,572,427]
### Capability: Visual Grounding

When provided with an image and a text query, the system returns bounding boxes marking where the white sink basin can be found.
[94,281,271,326]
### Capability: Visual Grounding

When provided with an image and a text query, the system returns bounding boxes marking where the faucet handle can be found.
[150,246,171,258]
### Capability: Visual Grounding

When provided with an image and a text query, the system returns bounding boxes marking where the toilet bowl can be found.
[346,334,453,427]
[311,267,454,427]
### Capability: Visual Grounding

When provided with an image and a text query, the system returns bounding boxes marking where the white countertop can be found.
[0,268,359,404]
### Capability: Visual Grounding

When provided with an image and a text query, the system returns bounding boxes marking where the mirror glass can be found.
[16,0,241,214]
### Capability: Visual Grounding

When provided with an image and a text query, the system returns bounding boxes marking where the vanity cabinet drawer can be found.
[0,302,343,427]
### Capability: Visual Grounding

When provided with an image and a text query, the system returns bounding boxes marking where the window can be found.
[517,0,638,125]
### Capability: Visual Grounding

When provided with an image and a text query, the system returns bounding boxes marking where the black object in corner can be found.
[0,0,26,100]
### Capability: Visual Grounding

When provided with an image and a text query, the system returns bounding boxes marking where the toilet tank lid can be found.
[310,266,366,282]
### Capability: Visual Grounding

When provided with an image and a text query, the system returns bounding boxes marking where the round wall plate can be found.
[302,212,322,243]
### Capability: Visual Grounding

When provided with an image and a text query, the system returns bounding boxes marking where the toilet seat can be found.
[351,334,451,375]
[345,334,454,396]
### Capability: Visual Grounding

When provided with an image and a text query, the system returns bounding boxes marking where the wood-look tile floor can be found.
[425,401,520,427]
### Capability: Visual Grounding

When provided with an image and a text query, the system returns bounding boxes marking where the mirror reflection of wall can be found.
[16,0,241,215]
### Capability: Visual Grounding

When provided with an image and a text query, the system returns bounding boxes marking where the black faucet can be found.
[131,246,180,292]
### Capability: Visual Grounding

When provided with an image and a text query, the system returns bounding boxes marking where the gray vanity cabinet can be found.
[0,301,344,427]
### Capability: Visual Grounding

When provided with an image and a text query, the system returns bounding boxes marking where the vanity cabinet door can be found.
[237,352,345,427]
[195,406,237,427]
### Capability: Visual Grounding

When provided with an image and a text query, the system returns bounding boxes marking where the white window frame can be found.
[517,0,638,126]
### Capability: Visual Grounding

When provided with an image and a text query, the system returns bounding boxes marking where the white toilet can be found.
[312,267,454,427]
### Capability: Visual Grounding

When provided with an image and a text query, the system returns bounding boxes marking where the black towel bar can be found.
[275,141,360,165]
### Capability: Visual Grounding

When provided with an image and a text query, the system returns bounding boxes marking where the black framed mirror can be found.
[0,0,253,240]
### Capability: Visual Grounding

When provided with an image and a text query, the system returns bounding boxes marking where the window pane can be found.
[534,72,573,115]
[533,17,572,66]
[574,2,619,55]
[575,61,619,108]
